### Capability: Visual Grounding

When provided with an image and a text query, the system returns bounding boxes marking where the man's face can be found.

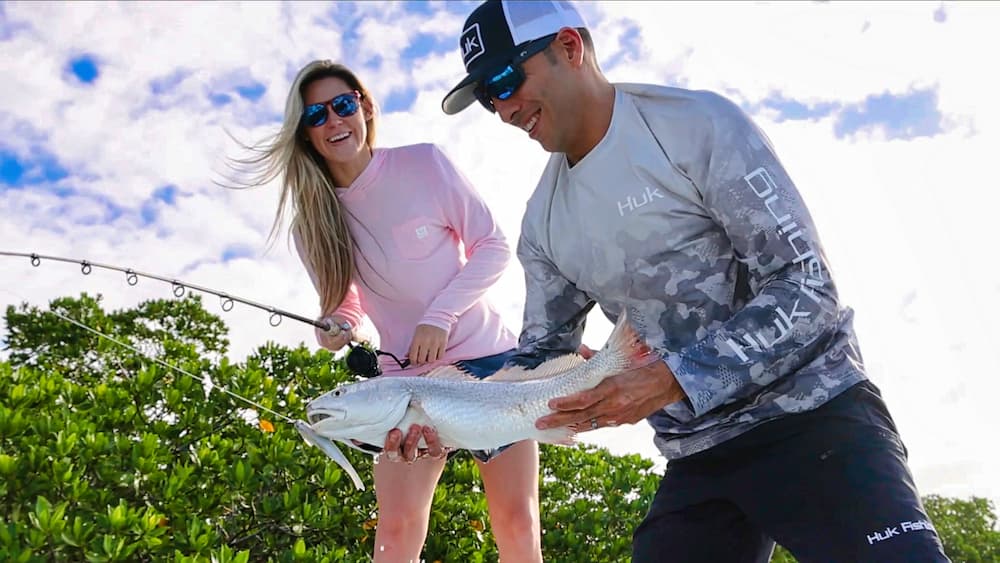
[491,48,573,154]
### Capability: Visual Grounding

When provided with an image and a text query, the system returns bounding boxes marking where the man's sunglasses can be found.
[474,34,557,113]
[302,90,361,128]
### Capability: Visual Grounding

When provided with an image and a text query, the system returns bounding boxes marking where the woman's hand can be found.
[317,315,353,351]
[407,324,448,366]
[380,425,449,463]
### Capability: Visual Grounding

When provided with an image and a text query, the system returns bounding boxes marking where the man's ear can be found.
[554,27,585,68]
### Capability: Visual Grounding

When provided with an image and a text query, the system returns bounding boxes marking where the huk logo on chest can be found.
[617,186,664,216]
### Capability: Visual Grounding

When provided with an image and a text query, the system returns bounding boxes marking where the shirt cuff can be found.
[663,353,714,418]
[417,313,456,333]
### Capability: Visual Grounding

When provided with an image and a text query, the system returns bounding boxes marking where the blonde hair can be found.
[225,60,378,314]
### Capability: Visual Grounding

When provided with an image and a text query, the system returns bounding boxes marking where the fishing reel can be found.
[322,319,410,378]
[345,343,410,378]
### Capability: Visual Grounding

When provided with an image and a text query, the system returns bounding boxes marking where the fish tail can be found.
[603,311,658,369]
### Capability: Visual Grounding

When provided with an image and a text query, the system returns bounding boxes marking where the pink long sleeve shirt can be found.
[295,143,516,377]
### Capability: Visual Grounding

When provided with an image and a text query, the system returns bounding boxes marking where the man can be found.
[439,1,950,561]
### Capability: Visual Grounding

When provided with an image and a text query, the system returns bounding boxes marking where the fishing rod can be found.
[1,250,409,378]
[0,250,329,331]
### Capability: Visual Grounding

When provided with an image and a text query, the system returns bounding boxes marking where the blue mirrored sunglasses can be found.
[302,90,361,128]
[474,34,557,113]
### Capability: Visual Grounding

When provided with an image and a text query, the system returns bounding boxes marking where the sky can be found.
[1,1,998,511]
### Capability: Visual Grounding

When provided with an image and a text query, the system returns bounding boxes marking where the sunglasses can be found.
[302,90,361,128]
[474,34,557,113]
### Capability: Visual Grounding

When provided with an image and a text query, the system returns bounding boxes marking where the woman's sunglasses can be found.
[302,90,361,128]
[473,34,557,113]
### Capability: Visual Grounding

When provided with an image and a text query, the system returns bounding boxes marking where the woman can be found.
[232,60,543,562]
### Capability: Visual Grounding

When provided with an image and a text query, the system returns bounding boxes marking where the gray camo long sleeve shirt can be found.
[509,83,867,459]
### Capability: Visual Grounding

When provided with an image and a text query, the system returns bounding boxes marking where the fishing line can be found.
[1,287,296,425]
[1,286,369,490]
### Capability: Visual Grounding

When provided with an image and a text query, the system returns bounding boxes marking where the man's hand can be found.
[317,315,352,352]
[535,360,686,431]
[407,324,448,366]
[380,424,449,463]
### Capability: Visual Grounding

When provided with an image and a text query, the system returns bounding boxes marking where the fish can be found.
[300,312,656,490]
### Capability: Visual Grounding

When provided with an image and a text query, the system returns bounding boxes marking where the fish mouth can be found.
[307,408,346,425]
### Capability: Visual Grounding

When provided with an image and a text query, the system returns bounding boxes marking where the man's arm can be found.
[663,92,843,417]
[506,230,594,369]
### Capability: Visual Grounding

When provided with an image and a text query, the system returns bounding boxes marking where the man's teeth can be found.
[328,132,350,142]
[524,114,538,133]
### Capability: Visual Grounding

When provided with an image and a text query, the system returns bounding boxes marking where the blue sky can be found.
[1,0,998,510]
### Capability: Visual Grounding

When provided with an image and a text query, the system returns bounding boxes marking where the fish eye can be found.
[334,390,342,397]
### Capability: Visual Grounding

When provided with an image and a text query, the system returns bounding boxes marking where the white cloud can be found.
[1,0,997,511]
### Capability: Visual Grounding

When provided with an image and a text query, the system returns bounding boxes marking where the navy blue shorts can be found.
[454,349,518,463]
[632,381,950,562]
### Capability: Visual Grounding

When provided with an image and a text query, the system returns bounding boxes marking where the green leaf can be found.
[293,537,306,559]
[108,503,127,530]
[29,496,51,532]
[10,384,26,403]
[60,530,80,547]
[0,454,15,476]
[234,460,247,484]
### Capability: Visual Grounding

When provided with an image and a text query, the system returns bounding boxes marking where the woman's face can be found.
[302,76,370,168]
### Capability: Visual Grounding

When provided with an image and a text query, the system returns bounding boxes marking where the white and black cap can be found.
[441,0,587,115]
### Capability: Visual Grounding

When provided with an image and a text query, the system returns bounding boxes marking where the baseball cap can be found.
[441,0,588,115]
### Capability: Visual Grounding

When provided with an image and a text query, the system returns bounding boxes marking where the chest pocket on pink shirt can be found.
[391,216,440,261]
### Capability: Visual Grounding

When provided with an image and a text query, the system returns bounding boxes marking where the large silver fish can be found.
[299,313,656,490]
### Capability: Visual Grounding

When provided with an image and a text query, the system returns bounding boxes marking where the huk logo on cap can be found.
[460,23,485,67]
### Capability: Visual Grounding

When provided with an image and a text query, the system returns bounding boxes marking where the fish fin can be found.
[603,310,659,369]
[404,399,433,425]
[535,425,578,446]
[421,364,479,381]
[295,420,366,491]
[485,354,586,382]
[394,401,433,450]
